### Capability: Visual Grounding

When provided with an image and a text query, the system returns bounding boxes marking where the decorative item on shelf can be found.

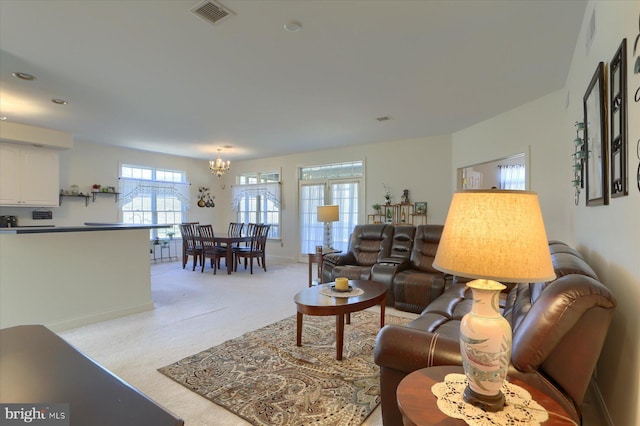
[372,203,381,214]
[92,184,101,192]
[209,148,231,177]
[573,121,585,205]
[432,190,555,412]
[383,183,392,205]
[401,189,410,204]
[385,208,392,222]
[70,184,79,195]
[317,205,339,251]
[414,201,427,215]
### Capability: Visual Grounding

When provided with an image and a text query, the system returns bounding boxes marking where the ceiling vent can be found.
[191,1,234,26]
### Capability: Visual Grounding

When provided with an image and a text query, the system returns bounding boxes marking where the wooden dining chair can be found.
[196,225,226,274]
[179,222,201,270]
[233,224,270,274]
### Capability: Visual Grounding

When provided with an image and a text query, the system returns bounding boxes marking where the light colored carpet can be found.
[59,258,418,425]
[159,311,411,426]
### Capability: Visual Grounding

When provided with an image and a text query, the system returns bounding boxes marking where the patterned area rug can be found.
[159,310,410,426]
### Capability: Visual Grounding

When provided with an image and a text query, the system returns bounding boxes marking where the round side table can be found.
[397,365,575,425]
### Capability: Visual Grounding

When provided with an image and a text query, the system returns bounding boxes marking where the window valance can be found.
[119,177,191,208]
[231,182,281,211]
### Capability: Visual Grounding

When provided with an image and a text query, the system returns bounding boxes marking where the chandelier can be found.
[209,149,231,177]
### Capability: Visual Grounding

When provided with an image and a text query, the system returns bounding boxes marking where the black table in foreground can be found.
[0,325,183,426]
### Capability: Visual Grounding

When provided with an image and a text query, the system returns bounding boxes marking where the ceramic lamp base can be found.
[463,385,505,412]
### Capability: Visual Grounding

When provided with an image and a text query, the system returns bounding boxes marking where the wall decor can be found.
[414,202,427,215]
[583,62,609,206]
[609,39,628,198]
[572,121,585,205]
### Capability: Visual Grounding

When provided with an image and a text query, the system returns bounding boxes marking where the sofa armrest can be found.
[374,325,462,373]
[323,252,355,266]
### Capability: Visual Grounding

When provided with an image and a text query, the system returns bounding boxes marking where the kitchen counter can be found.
[0,223,168,234]
[0,225,167,331]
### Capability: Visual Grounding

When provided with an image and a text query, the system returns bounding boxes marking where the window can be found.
[232,171,281,239]
[299,161,363,256]
[119,164,189,239]
[498,164,526,190]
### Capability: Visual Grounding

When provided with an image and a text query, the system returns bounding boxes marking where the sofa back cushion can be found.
[387,225,416,262]
[409,225,443,272]
[348,224,393,266]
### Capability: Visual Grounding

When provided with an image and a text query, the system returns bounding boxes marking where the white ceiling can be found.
[0,0,586,162]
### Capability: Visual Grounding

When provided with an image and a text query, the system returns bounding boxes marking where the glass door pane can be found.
[330,181,358,253]
[300,183,325,256]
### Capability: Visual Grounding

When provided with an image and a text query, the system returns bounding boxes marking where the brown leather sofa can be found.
[373,241,616,425]
[323,224,449,310]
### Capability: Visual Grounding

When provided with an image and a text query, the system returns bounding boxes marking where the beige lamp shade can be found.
[433,190,556,283]
[317,205,339,223]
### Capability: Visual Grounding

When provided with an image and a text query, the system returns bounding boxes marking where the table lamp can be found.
[432,189,555,412]
[317,205,339,251]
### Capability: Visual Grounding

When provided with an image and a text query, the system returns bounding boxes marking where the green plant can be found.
[383,183,392,204]
[372,203,381,212]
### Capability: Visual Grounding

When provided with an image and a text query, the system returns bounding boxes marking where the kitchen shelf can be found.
[59,194,91,206]
[91,191,119,203]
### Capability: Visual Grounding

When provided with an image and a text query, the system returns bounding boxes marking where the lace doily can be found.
[319,285,364,298]
[431,373,549,425]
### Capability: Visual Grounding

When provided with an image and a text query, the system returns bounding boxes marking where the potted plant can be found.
[372,203,381,213]
[383,184,392,205]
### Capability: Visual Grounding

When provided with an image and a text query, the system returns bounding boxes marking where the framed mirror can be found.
[457,153,528,190]
[583,62,609,206]
[609,39,628,198]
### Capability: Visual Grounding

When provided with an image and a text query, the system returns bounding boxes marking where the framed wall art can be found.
[609,39,628,198]
[583,62,609,206]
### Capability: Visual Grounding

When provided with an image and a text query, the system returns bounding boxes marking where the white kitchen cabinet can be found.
[0,143,59,206]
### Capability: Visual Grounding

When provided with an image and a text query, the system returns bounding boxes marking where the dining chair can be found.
[179,222,201,271]
[234,224,270,274]
[196,225,227,274]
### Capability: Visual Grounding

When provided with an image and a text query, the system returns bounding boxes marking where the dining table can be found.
[214,233,252,274]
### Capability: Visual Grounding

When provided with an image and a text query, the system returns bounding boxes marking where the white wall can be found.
[1,134,452,262]
[226,134,452,260]
[453,2,640,424]
[453,90,570,241]
[566,2,640,425]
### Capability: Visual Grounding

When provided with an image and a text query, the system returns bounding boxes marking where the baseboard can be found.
[46,302,154,332]
[590,378,614,426]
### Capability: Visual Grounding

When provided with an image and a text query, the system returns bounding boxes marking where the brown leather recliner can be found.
[374,241,616,425]
[322,224,393,283]
[391,224,447,313]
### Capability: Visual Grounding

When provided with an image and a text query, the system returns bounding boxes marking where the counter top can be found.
[0,223,169,234]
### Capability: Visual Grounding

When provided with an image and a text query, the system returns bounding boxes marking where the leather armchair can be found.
[374,242,616,426]
[370,225,416,306]
[391,225,447,313]
[322,224,393,282]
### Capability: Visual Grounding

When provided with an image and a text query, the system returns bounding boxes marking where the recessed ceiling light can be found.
[52,99,68,105]
[12,72,36,81]
[284,21,302,32]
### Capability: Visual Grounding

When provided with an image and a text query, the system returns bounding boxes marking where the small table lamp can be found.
[433,189,556,412]
[317,205,339,251]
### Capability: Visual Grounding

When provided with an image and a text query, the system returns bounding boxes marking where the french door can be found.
[299,179,359,260]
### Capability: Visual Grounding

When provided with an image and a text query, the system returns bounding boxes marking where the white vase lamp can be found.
[459,279,512,411]
[433,190,556,412]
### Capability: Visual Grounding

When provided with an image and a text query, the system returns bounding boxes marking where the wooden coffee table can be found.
[294,280,387,360]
